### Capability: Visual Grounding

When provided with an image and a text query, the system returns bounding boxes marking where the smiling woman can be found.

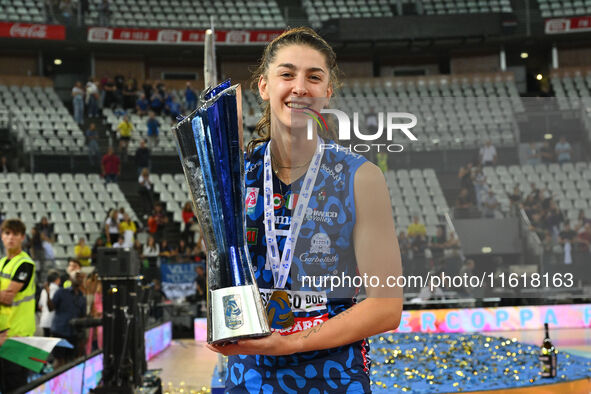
[207,27,403,393]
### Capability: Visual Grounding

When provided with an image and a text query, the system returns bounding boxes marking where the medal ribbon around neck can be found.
[263,136,324,289]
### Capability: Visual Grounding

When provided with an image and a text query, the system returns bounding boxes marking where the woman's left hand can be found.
[206,332,298,356]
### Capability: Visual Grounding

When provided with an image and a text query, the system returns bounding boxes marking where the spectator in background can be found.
[72,81,85,126]
[472,166,487,210]
[98,0,110,25]
[39,270,61,337]
[181,201,197,244]
[142,79,153,102]
[458,162,474,194]
[185,82,197,111]
[74,237,92,266]
[116,114,133,162]
[36,216,55,243]
[86,78,100,118]
[136,93,149,116]
[138,168,155,213]
[148,279,167,321]
[112,235,124,248]
[122,79,137,110]
[133,239,143,256]
[146,111,160,149]
[481,190,499,218]
[576,209,591,228]
[166,96,181,121]
[104,210,120,245]
[150,90,164,115]
[0,155,9,173]
[159,240,173,258]
[147,203,166,241]
[86,122,100,167]
[555,136,572,163]
[119,213,136,248]
[428,225,447,263]
[25,227,45,262]
[559,221,577,268]
[102,77,117,109]
[577,223,591,252]
[85,272,103,354]
[91,237,105,265]
[143,236,160,260]
[508,185,522,215]
[540,140,554,164]
[479,140,497,166]
[397,231,410,265]
[407,215,426,239]
[455,187,475,218]
[101,146,120,184]
[47,271,86,367]
[526,142,541,165]
[135,139,151,174]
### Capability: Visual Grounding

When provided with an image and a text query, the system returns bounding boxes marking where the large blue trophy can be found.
[173,80,270,344]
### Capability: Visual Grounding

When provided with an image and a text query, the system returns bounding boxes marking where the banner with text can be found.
[160,261,198,300]
[87,27,283,45]
[0,22,66,40]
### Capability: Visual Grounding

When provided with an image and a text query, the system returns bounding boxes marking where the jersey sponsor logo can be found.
[259,288,327,313]
[275,215,291,226]
[246,227,258,245]
[246,161,262,174]
[321,163,344,183]
[273,313,329,335]
[245,187,259,214]
[335,163,343,173]
[305,208,338,224]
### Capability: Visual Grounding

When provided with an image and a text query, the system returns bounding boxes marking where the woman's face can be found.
[259,44,332,134]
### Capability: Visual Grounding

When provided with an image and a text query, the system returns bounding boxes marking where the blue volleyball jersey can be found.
[225,141,372,393]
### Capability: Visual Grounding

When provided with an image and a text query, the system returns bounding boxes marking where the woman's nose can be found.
[291,76,308,96]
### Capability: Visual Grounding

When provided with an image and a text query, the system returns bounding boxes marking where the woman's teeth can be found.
[286,102,308,109]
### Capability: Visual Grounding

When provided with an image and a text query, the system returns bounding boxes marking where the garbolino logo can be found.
[303,107,418,153]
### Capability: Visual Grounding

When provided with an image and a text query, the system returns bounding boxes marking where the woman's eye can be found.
[281,73,293,78]
[309,75,321,81]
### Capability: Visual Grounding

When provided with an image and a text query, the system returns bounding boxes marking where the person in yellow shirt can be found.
[407,215,426,238]
[119,213,137,248]
[74,237,92,266]
[0,219,36,392]
[116,114,133,162]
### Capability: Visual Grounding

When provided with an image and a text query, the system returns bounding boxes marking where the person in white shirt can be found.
[479,140,497,166]
[38,270,61,337]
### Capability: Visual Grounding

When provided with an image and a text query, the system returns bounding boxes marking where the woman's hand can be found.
[206,332,299,356]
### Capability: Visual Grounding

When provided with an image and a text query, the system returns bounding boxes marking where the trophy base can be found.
[209,284,271,345]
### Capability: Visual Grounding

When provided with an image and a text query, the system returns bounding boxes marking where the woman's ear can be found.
[258,75,269,101]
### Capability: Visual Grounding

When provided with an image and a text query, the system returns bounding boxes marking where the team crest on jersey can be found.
[310,232,331,254]
[317,190,327,201]
[245,187,259,214]
[335,163,343,173]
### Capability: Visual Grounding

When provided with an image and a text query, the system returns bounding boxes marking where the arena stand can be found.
[0,172,137,262]
[84,0,286,29]
[0,76,86,155]
[337,73,522,151]
[0,0,45,23]
[537,0,591,18]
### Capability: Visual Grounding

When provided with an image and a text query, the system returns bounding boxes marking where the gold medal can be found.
[266,290,295,329]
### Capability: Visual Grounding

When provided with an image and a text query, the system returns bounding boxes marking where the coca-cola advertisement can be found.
[87,26,283,45]
[0,22,66,40]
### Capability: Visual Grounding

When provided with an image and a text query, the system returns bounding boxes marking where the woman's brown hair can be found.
[246,27,342,155]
